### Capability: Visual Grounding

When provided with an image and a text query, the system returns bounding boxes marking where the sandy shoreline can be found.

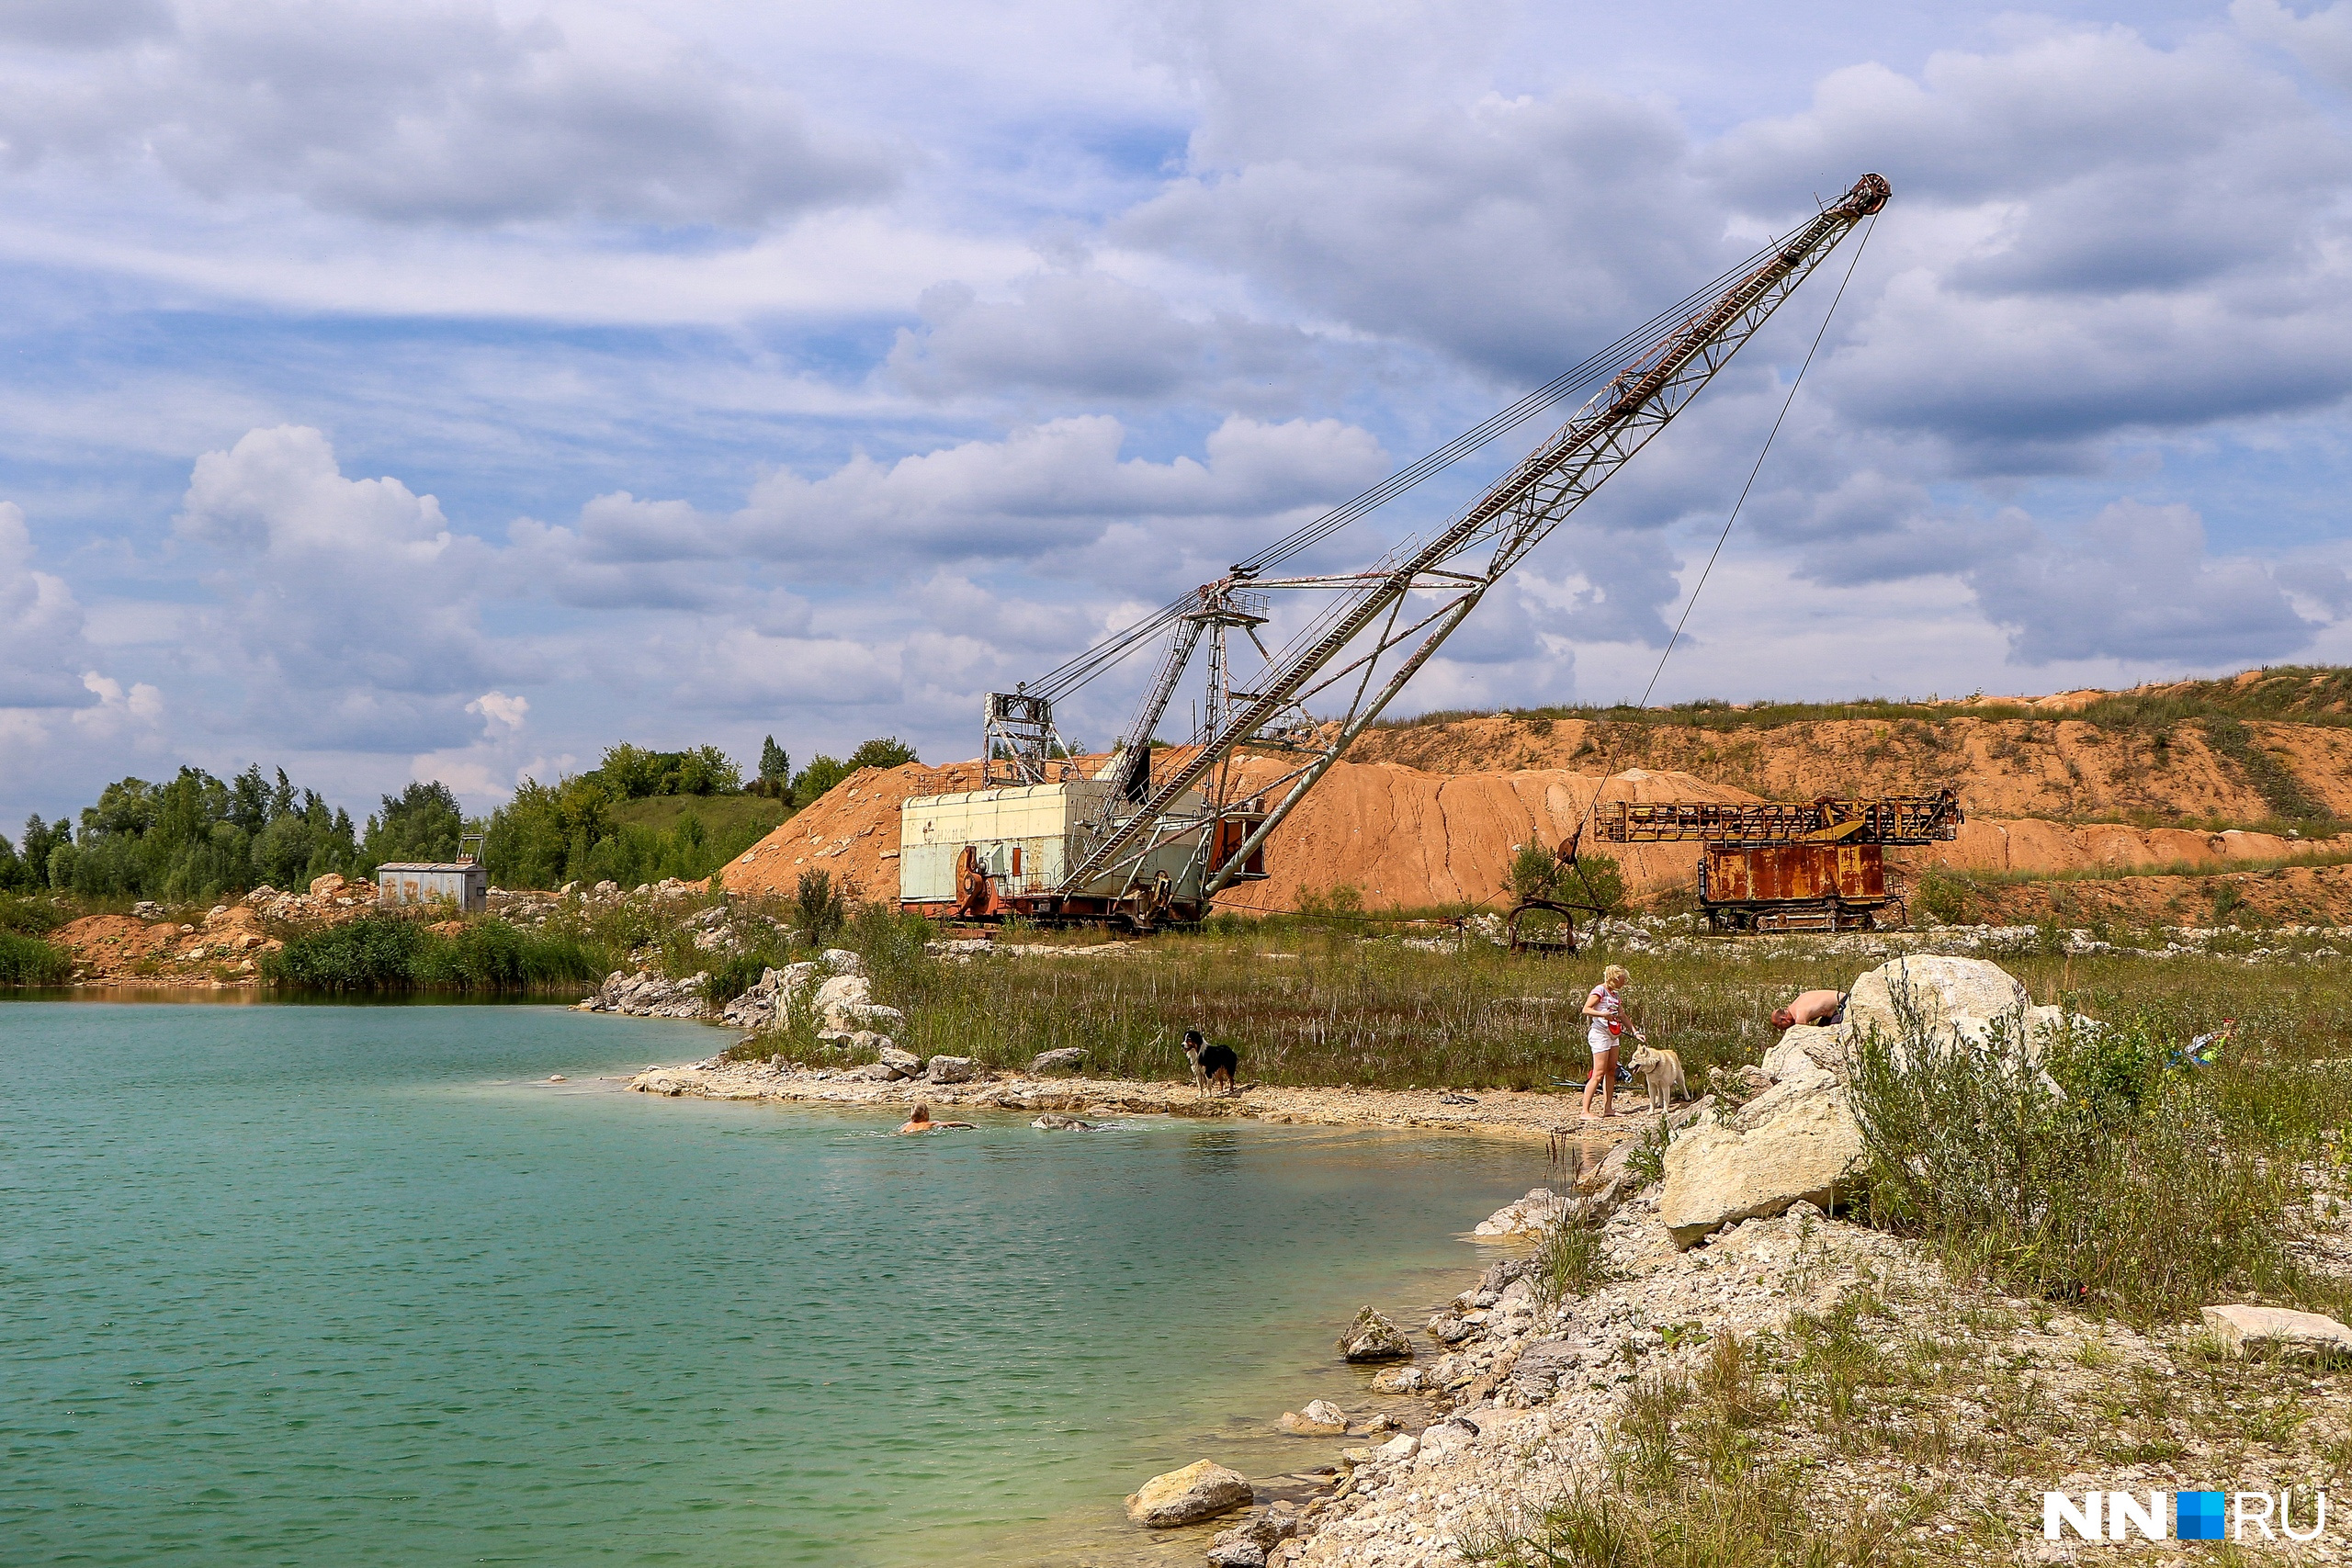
[621,1057,1665,1143]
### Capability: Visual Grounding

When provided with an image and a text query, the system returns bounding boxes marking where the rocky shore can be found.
[1096,954,2352,1567]
[595,943,2352,1565]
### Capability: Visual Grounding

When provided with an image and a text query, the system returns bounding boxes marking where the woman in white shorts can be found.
[1580,964,1634,1120]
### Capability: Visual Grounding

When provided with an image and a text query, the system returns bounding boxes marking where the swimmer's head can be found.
[909,1102,931,1121]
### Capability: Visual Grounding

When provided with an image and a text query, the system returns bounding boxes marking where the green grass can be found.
[1464,1317,1937,1567]
[1385,664,2352,735]
[0,893,66,934]
[604,794,789,839]
[0,929,71,985]
[1847,991,2345,1325]
[789,909,2352,1093]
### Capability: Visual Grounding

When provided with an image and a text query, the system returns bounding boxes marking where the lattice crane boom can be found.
[912,175,1890,925]
[1045,175,1891,908]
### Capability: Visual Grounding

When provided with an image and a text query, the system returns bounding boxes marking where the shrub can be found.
[1295,883,1365,925]
[1504,841,1565,902]
[1569,853,1626,915]
[796,870,849,944]
[263,916,425,990]
[1531,1211,1611,1303]
[1848,987,2307,1323]
[0,930,71,985]
[1914,869,1973,926]
[262,916,594,993]
[0,893,63,935]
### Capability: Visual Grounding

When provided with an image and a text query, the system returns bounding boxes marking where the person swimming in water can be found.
[897,1102,975,1134]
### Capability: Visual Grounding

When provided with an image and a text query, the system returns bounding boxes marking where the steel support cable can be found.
[1026,239,1807,703]
[1559,209,1881,909]
[1234,246,1792,576]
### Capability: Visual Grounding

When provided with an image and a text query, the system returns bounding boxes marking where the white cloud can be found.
[0,0,898,228]
[1965,500,2317,665]
[733,412,1387,581]
[173,424,514,744]
[69,670,164,735]
[0,501,100,707]
[468,690,527,730]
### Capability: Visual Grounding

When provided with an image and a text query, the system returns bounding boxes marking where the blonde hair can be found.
[1602,964,1630,987]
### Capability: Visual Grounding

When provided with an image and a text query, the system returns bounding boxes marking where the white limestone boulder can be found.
[1760,1024,1848,1084]
[1124,1459,1252,1528]
[1844,954,2028,1045]
[1656,1072,1863,1247]
[2201,1303,2352,1357]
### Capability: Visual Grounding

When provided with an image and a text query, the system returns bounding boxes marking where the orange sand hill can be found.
[718,757,1759,912]
[1344,713,2352,824]
[1962,862,2352,929]
[718,754,2352,914]
[719,668,2352,919]
[1905,821,2338,879]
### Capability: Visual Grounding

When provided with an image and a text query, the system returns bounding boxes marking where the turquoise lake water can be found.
[1,1000,1548,1565]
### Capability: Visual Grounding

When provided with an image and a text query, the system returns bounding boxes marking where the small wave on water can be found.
[1,999,1544,1567]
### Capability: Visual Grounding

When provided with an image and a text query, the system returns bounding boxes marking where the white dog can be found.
[1628,1044,1686,1111]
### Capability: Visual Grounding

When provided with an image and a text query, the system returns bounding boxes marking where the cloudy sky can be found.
[5,0,2352,828]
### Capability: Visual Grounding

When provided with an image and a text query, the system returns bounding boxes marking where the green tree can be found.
[759,735,788,784]
[364,781,463,870]
[789,753,850,806]
[847,737,918,770]
[21,816,70,888]
[1570,853,1626,915]
[672,745,741,795]
[594,743,666,800]
[1503,840,1565,902]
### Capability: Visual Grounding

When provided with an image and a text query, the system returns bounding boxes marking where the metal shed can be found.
[376,861,487,914]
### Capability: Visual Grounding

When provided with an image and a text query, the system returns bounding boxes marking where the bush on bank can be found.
[1848,1000,2341,1324]
[0,929,71,985]
[262,916,598,993]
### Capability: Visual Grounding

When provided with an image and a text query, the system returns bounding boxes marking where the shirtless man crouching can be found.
[1770,989,1848,1032]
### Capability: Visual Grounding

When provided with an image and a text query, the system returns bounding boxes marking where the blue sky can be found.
[6,0,2352,829]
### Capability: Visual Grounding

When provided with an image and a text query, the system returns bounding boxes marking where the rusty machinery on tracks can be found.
[898,175,1894,928]
[1593,790,1962,932]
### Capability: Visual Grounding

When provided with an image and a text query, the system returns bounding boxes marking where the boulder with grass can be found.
[1337,1306,1412,1361]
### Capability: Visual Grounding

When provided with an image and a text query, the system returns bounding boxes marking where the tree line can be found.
[1,733,923,902]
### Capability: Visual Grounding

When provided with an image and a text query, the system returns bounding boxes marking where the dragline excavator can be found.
[896,174,1894,930]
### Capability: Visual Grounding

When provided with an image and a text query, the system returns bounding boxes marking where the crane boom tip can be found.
[1843,173,1892,217]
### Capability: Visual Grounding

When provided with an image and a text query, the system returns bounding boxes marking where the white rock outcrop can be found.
[2200,1303,2352,1356]
[1843,953,2028,1045]
[1124,1459,1252,1527]
[1656,953,2072,1249]
[1472,1189,1571,1237]
[1655,1073,1863,1247]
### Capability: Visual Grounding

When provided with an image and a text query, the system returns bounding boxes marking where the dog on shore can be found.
[1182,1029,1238,1095]
[1628,1044,1686,1111]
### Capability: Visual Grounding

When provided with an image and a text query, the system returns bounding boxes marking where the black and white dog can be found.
[1182,1029,1238,1095]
